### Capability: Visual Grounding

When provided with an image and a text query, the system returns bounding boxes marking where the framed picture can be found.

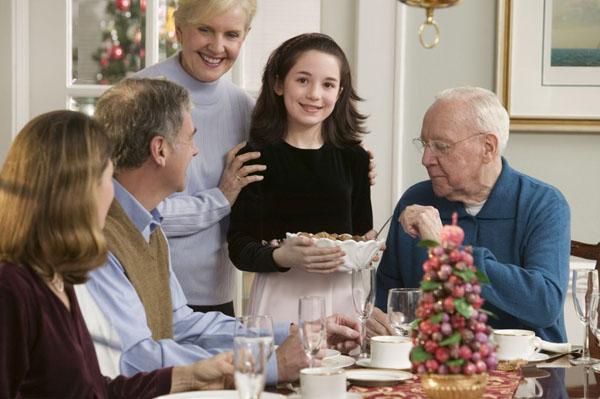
[495,0,600,132]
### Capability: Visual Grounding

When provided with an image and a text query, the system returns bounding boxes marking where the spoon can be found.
[375,215,394,238]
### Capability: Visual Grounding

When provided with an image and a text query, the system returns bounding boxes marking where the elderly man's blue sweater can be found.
[376,158,570,343]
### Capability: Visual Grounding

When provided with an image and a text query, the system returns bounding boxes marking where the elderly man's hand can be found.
[366,307,395,339]
[399,205,443,242]
[276,324,309,382]
[325,313,361,353]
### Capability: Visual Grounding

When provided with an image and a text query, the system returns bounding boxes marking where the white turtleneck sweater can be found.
[136,55,254,306]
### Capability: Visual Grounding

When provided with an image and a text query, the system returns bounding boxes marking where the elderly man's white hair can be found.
[435,86,509,154]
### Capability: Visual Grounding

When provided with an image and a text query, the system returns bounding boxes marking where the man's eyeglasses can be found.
[412,132,486,156]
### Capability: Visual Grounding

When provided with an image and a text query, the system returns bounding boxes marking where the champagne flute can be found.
[387,288,421,336]
[571,268,599,365]
[298,296,326,368]
[235,315,275,361]
[234,336,267,399]
[352,267,376,359]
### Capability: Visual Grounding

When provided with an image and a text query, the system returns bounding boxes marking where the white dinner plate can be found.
[154,390,286,399]
[346,369,413,387]
[528,353,550,362]
[355,357,412,370]
[288,393,362,399]
[322,354,356,369]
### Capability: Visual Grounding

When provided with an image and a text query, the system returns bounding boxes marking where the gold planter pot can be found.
[420,373,488,399]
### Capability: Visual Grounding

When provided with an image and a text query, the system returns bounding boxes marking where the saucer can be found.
[356,357,412,370]
[287,393,361,399]
[346,369,413,387]
[323,348,341,360]
[322,355,355,369]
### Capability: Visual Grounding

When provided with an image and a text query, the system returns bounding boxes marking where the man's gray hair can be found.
[435,86,509,153]
[95,78,192,171]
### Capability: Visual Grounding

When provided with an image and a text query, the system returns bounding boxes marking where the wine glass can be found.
[352,267,376,359]
[298,296,326,368]
[589,293,600,374]
[233,336,267,399]
[571,268,599,365]
[387,288,421,336]
[235,315,275,361]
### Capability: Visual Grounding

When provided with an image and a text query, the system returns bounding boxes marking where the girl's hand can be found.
[273,236,345,274]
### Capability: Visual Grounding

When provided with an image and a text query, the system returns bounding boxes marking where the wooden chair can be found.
[570,240,600,359]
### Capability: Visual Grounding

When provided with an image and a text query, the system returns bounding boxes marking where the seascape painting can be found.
[551,0,600,67]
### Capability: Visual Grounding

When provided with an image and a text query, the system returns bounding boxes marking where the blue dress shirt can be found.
[86,180,288,383]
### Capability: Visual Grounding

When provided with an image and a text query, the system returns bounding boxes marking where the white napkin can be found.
[540,339,571,353]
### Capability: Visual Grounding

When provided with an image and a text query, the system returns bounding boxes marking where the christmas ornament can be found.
[140,0,147,12]
[110,44,124,60]
[115,0,130,12]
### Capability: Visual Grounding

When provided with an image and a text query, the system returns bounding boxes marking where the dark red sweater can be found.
[0,262,172,399]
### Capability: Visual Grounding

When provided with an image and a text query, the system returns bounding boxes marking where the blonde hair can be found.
[174,0,257,29]
[0,110,112,284]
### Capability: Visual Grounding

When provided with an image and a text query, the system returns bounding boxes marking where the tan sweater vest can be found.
[103,200,173,340]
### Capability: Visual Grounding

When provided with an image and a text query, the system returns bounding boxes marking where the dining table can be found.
[268,353,600,398]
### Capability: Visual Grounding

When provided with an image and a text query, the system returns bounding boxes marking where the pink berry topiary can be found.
[410,212,496,375]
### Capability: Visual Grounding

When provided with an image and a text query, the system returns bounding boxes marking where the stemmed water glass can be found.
[352,267,376,359]
[572,268,599,365]
[298,296,326,368]
[233,315,273,399]
[235,315,275,361]
[233,335,268,399]
[387,288,421,336]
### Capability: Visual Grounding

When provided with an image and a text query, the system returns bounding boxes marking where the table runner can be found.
[349,370,522,398]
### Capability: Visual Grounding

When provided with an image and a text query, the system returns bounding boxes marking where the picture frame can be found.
[495,0,600,132]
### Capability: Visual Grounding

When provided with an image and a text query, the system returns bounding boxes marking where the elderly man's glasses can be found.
[412,132,486,156]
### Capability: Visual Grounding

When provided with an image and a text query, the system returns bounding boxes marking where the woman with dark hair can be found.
[228,33,374,323]
[0,110,233,398]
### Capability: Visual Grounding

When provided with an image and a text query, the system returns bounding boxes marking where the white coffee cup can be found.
[493,329,542,361]
[515,377,543,398]
[370,335,413,369]
[300,367,346,399]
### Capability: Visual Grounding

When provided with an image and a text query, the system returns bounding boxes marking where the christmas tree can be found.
[410,213,497,375]
[94,0,147,84]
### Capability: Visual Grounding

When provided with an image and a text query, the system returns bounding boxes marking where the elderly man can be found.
[372,86,570,343]
[83,78,360,384]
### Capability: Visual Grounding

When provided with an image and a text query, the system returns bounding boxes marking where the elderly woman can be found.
[0,110,233,398]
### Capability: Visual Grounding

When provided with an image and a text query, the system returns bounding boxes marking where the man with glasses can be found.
[371,86,570,343]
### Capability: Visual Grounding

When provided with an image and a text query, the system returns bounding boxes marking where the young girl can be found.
[228,33,373,323]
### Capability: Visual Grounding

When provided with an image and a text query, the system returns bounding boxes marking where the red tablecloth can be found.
[349,370,522,398]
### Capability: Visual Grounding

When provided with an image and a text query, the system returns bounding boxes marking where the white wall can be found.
[0,0,14,161]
